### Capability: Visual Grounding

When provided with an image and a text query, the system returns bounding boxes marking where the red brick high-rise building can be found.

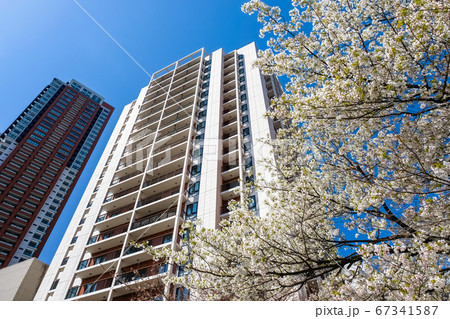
[0,78,114,268]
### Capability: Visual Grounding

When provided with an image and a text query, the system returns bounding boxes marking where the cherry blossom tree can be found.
[145,0,449,300]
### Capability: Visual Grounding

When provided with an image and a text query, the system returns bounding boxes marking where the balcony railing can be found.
[78,249,122,270]
[131,208,178,230]
[159,113,191,130]
[220,206,231,215]
[149,151,186,170]
[223,119,237,127]
[137,186,180,208]
[223,131,238,140]
[156,123,190,142]
[223,147,238,155]
[111,170,142,186]
[221,180,240,192]
[66,277,114,299]
[96,203,135,223]
[143,168,183,188]
[223,107,235,115]
[114,263,168,286]
[104,185,140,203]
[153,137,187,155]
[87,224,129,245]
[117,157,145,170]
[222,163,239,172]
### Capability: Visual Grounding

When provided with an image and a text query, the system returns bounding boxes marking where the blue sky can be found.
[0,0,294,265]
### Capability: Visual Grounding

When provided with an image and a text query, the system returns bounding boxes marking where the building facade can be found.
[0,258,48,300]
[34,43,282,301]
[0,79,113,267]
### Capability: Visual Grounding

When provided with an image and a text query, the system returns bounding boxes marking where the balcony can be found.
[111,170,143,186]
[159,113,191,130]
[137,186,180,209]
[221,179,240,192]
[149,151,186,171]
[143,168,183,188]
[153,137,187,155]
[114,263,167,288]
[96,203,134,224]
[66,277,113,300]
[223,130,238,140]
[156,123,190,142]
[131,208,177,230]
[87,224,129,246]
[78,248,122,271]
[104,185,140,203]
[222,163,239,172]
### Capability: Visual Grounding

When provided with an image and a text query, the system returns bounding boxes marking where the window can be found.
[162,234,172,244]
[200,91,208,98]
[94,255,106,265]
[249,195,257,210]
[241,104,248,112]
[186,202,198,219]
[159,263,168,273]
[202,74,210,80]
[240,94,247,101]
[238,54,244,60]
[78,259,89,270]
[196,121,206,131]
[240,84,246,91]
[193,147,203,158]
[239,61,244,67]
[243,127,250,137]
[195,134,204,141]
[199,100,208,107]
[242,115,249,124]
[70,236,77,245]
[204,60,211,66]
[190,164,201,176]
[188,181,200,195]
[243,142,251,152]
[61,257,69,266]
[26,139,39,147]
[176,287,189,301]
[202,82,209,89]
[50,279,59,291]
[24,249,33,257]
[239,68,245,74]
[245,157,253,169]
[84,283,97,294]
[203,67,211,73]
[239,76,245,82]
[66,287,78,299]
[79,218,86,225]
[197,110,207,119]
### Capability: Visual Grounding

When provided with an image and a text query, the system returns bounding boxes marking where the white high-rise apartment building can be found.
[34,43,282,301]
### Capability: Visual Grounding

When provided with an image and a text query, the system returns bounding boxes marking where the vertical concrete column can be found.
[197,49,224,229]
[238,43,274,218]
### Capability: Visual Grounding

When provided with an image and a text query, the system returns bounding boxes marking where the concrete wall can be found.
[0,258,48,300]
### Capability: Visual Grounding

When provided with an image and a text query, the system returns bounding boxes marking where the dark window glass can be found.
[243,127,250,137]
[162,234,172,244]
[186,202,198,219]
[188,181,200,195]
[190,164,201,176]
[242,115,249,123]
[50,279,59,290]
[196,121,206,131]
[61,257,69,266]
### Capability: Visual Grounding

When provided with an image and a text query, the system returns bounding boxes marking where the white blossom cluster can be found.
[143,0,449,300]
